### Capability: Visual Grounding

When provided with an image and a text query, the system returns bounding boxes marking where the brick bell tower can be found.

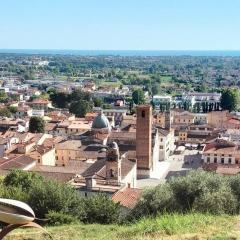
[136,105,152,173]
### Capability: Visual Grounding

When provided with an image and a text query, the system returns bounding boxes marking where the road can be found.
[137,149,202,188]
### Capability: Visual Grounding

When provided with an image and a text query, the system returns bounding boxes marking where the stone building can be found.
[71,141,137,197]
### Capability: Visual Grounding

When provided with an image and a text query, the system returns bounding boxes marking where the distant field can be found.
[100,81,122,87]
[161,76,172,82]
[5,213,240,240]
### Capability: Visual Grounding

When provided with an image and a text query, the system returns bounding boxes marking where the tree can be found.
[8,106,18,114]
[4,169,43,191]
[83,194,120,224]
[0,91,8,103]
[69,100,93,118]
[93,97,103,107]
[195,83,207,93]
[69,89,91,102]
[0,108,11,117]
[151,83,160,96]
[29,116,45,133]
[132,89,145,105]
[28,179,84,219]
[50,92,69,108]
[220,88,240,112]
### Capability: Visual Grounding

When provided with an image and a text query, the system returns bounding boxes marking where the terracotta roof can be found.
[112,188,141,209]
[0,155,36,170]
[42,137,64,147]
[109,131,136,141]
[56,140,82,150]
[30,171,75,183]
[216,166,240,175]
[158,129,171,137]
[227,118,240,125]
[30,99,50,104]
[32,160,92,174]
[45,122,57,131]
[81,159,106,178]
[204,139,237,154]
[81,155,136,180]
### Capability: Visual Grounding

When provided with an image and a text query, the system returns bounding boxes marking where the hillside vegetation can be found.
[2,170,240,239]
[5,214,240,240]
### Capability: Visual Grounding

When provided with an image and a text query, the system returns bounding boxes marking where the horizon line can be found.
[1,48,240,51]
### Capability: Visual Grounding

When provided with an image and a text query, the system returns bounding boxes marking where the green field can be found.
[5,214,240,240]
[100,81,122,87]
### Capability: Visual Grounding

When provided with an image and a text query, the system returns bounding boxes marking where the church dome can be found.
[92,112,111,130]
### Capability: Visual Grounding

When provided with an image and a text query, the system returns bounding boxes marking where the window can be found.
[214,154,217,156]
[214,157,217,163]
[160,138,163,142]
[85,192,88,197]
[110,169,114,177]
[221,158,224,164]
[160,146,163,149]
[229,158,232,164]
[142,110,145,118]
[207,157,210,163]
[236,160,239,164]
[222,154,224,157]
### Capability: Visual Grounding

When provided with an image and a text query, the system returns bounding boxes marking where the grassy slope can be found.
[5,214,240,240]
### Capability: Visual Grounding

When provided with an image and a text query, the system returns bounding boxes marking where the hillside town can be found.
[0,69,239,210]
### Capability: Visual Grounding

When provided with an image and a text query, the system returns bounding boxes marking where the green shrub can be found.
[193,186,238,214]
[28,179,85,219]
[3,169,43,191]
[46,211,79,226]
[131,171,240,220]
[0,186,28,202]
[83,194,120,224]
[131,183,175,219]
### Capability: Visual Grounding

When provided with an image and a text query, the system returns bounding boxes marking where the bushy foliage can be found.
[131,184,175,219]
[220,88,240,112]
[46,211,79,226]
[28,179,85,219]
[193,186,238,214]
[132,89,145,105]
[29,116,45,133]
[83,194,121,224]
[3,169,43,191]
[1,170,120,225]
[131,171,240,220]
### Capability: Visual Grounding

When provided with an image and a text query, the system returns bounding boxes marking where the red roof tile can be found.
[112,188,141,209]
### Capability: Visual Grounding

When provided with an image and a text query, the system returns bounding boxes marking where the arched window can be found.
[142,110,145,118]
[110,169,114,177]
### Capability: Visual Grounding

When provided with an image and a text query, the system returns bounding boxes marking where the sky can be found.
[0,0,240,50]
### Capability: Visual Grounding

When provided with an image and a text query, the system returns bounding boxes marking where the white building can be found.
[182,92,221,107]
[158,128,175,161]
